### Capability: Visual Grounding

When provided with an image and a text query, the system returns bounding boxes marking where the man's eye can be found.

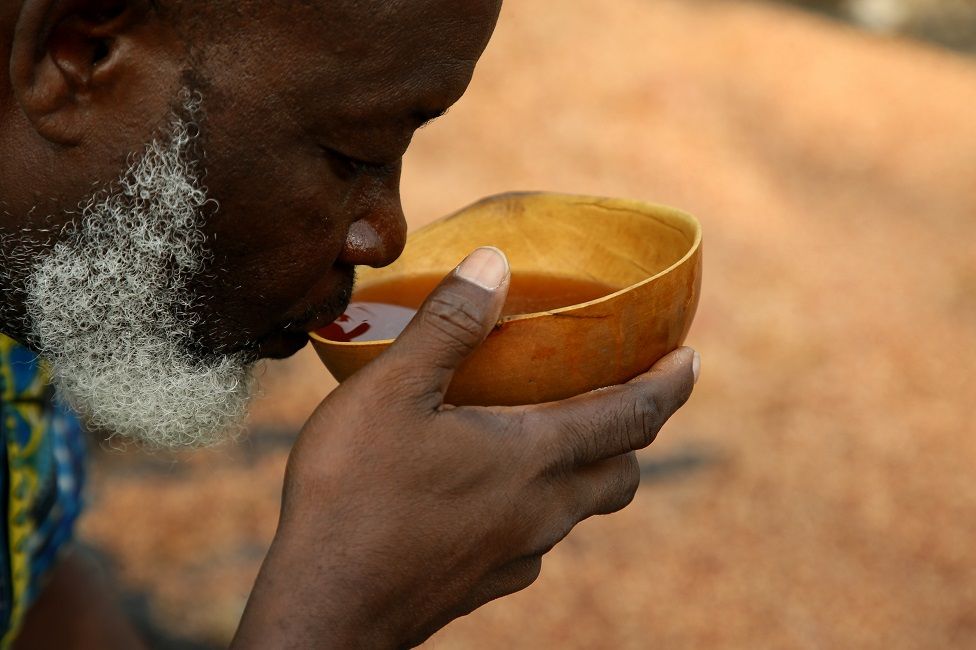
[324,147,399,178]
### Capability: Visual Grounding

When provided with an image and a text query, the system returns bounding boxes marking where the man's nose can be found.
[338,180,408,268]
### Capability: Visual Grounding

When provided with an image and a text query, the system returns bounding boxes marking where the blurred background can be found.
[78,1,976,648]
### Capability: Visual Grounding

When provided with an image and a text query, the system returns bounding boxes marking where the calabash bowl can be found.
[310,192,702,406]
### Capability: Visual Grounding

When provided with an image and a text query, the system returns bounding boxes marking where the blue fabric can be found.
[0,335,86,648]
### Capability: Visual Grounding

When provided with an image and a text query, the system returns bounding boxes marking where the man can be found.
[0,0,700,647]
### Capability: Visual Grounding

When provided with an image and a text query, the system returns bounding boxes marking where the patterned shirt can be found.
[0,334,86,648]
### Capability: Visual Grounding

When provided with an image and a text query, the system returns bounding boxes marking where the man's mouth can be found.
[283,304,349,337]
[252,266,357,359]
[252,305,349,360]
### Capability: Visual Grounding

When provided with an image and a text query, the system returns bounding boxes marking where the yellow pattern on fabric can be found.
[1,335,51,650]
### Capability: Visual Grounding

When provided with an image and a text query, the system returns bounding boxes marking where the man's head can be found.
[0,0,502,446]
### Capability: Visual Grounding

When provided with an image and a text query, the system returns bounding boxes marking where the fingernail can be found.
[692,350,701,384]
[456,247,509,290]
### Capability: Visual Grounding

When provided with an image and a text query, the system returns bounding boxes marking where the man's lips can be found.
[279,264,356,332]
[290,305,350,334]
[253,301,350,360]
[200,293,352,361]
[222,266,356,360]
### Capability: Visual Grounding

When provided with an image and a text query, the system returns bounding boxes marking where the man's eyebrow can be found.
[411,108,449,129]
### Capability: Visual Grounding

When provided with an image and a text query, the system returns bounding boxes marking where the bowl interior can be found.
[349,192,699,320]
[309,192,702,405]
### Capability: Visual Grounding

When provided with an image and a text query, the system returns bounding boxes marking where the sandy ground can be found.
[78,1,976,648]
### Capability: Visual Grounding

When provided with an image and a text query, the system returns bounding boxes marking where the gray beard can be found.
[19,95,256,449]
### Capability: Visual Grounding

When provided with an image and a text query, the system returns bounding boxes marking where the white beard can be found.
[23,98,256,449]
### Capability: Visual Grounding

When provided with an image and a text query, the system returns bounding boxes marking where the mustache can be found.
[230,265,357,355]
[285,265,357,332]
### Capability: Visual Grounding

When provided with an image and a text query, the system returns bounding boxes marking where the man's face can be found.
[0,0,502,446]
[169,0,503,359]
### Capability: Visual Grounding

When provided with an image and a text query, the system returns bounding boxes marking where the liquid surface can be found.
[317,303,417,343]
[318,273,617,343]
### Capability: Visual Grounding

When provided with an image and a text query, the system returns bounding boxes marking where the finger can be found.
[379,247,510,405]
[572,452,641,519]
[530,347,698,468]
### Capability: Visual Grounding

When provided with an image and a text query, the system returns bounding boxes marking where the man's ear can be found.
[10,0,161,145]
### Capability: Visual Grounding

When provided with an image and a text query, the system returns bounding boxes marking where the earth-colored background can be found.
[79,1,976,648]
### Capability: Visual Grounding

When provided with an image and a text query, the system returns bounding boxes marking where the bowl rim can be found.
[310,193,702,348]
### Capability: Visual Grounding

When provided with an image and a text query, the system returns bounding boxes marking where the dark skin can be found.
[1,1,699,647]
[2,0,495,357]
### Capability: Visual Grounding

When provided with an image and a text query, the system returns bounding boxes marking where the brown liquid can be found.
[318,273,616,343]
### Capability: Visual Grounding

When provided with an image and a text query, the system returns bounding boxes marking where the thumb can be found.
[381,246,510,404]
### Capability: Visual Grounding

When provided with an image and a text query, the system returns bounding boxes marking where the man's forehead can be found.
[325,0,499,77]
[310,0,500,121]
[229,0,499,47]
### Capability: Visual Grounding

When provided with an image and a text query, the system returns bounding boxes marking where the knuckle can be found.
[422,293,485,350]
[630,389,666,448]
[607,395,646,455]
[563,416,600,468]
[528,409,588,474]
[625,398,648,451]
[645,387,669,423]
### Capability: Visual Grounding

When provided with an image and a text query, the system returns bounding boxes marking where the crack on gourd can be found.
[549,312,612,320]
[575,201,690,239]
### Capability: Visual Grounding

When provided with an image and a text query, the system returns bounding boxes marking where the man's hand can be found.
[233,247,698,649]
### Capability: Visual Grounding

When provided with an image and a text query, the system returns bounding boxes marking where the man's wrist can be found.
[232,531,398,649]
